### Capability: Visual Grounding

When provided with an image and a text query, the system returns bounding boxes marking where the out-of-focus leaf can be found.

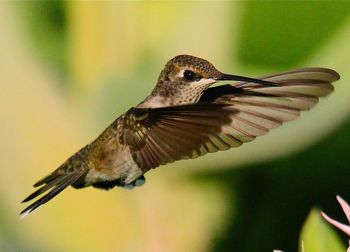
[238,1,350,68]
[16,1,68,82]
[299,208,345,252]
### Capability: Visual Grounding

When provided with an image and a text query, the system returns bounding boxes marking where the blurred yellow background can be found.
[1,1,350,251]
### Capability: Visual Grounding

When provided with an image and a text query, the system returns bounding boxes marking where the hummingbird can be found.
[20,55,340,217]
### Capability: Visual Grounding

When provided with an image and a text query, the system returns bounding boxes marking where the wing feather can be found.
[196,68,339,153]
[120,104,237,171]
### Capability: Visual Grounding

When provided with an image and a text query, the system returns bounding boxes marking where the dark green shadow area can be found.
[16,1,68,84]
[238,1,350,68]
[194,115,350,252]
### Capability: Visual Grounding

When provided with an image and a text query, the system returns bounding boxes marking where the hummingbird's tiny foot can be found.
[134,176,145,187]
[119,175,146,190]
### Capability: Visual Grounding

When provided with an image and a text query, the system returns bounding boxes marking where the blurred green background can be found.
[1,1,350,252]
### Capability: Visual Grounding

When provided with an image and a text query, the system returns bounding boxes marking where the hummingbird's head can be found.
[158,55,222,89]
[151,55,223,103]
[148,54,278,106]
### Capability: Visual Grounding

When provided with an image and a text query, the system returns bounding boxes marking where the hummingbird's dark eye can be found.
[183,70,195,81]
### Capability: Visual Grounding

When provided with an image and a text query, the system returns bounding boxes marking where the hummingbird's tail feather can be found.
[21,174,68,203]
[33,171,62,188]
[20,163,89,218]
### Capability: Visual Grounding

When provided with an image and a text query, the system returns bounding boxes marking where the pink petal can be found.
[321,211,350,236]
[337,195,350,224]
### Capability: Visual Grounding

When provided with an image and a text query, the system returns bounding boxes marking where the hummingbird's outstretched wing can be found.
[120,104,239,171]
[198,67,339,141]
[121,68,339,171]
[201,67,338,108]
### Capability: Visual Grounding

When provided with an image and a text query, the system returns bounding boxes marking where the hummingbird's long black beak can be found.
[217,74,280,87]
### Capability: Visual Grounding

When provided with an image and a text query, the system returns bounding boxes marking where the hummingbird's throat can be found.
[138,84,208,108]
